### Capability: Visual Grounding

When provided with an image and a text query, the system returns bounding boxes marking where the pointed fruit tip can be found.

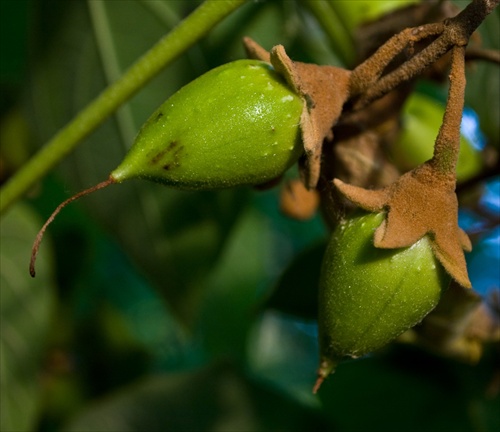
[312,358,337,394]
[312,375,325,394]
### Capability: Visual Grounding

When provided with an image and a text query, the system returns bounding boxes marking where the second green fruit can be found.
[317,212,450,381]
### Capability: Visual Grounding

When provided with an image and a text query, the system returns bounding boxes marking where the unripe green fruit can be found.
[391,92,482,182]
[111,59,303,189]
[316,212,450,386]
[30,60,304,278]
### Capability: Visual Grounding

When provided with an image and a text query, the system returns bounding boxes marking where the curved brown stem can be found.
[30,177,115,277]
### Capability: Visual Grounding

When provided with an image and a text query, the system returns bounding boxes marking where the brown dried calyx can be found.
[405,281,500,364]
[333,46,472,289]
[279,179,320,221]
[333,162,472,288]
[243,37,351,189]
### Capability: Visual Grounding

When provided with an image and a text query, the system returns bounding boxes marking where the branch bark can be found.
[349,0,499,111]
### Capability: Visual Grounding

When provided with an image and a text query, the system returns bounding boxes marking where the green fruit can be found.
[111,59,303,189]
[30,59,304,277]
[392,92,482,182]
[315,212,450,388]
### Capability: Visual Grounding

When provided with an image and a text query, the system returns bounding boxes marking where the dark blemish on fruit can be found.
[153,112,164,123]
[167,140,178,151]
[150,148,168,165]
[150,141,181,165]
[163,159,181,171]
[162,142,184,170]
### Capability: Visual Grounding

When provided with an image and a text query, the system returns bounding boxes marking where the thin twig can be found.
[349,23,444,96]
[350,0,499,111]
[465,47,500,64]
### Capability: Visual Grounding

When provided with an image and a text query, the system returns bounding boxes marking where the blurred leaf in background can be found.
[0,1,498,431]
[0,204,56,431]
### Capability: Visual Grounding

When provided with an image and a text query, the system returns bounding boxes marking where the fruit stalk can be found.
[430,46,466,178]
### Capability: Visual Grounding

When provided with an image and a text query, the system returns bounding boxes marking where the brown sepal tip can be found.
[313,358,337,394]
[243,37,351,189]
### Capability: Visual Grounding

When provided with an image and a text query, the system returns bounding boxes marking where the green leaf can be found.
[326,0,419,34]
[264,241,326,320]
[0,0,30,88]
[64,361,328,432]
[24,0,250,324]
[246,311,319,407]
[198,207,275,359]
[0,204,56,432]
